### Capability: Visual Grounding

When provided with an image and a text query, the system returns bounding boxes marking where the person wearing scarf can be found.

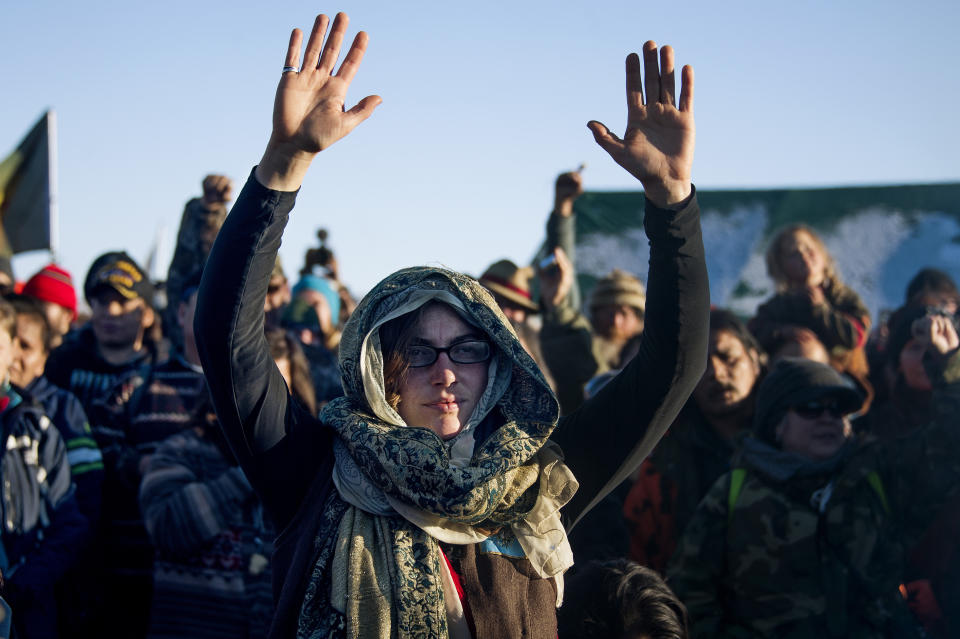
[195,13,707,639]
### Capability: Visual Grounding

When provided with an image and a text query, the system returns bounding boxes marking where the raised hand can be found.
[553,171,584,218]
[201,174,234,210]
[588,42,694,208]
[539,247,575,311]
[257,13,381,191]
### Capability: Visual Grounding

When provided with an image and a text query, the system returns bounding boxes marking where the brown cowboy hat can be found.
[479,260,539,312]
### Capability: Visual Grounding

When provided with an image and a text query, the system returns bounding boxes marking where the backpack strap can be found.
[866,470,890,515]
[726,468,889,522]
[727,468,747,525]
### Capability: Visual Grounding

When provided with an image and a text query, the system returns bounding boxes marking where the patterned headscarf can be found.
[299,267,576,639]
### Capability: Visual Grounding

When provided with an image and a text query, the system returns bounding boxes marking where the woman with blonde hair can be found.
[751,224,872,398]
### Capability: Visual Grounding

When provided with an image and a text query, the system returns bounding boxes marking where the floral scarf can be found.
[297,267,576,639]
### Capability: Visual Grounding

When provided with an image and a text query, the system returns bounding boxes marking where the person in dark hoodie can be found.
[0,297,87,639]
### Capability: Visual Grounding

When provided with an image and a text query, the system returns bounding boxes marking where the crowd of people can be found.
[1,11,958,639]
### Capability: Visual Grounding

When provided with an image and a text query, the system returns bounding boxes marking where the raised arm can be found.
[538,246,598,415]
[544,170,584,310]
[555,41,708,525]
[195,13,379,528]
[164,174,232,351]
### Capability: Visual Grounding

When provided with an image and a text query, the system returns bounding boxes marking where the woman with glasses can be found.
[668,314,960,638]
[195,12,708,638]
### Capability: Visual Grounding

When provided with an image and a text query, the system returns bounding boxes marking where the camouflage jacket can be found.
[667,351,960,638]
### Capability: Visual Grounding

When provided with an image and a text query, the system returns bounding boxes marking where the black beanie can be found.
[753,357,862,444]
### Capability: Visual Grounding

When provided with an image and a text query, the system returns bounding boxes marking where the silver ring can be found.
[282,65,299,74]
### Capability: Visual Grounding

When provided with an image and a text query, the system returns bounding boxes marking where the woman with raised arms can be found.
[195,12,707,638]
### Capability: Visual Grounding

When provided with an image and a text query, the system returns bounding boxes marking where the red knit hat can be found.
[22,264,78,320]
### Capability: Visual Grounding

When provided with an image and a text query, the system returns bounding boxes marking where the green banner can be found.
[571,183,960,321]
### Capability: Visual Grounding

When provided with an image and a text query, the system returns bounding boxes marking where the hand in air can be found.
[201,174,234,209]
[258,13,381,190]
[538,247,575,311]
[589,42,694,208]
[553,171,583,208]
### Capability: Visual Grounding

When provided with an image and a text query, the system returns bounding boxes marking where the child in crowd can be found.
[8,296,105,636]
[8,296,103,525]
[0,298,87,639]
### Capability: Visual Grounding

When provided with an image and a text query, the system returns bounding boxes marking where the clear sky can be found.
[2,0,958,301]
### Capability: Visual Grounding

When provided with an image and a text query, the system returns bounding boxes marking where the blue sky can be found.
[2,0,958,301]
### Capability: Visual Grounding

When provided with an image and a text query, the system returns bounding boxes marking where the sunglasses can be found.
[791,398,846,420]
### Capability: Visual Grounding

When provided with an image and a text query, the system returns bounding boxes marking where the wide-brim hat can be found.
[478,259,539,312]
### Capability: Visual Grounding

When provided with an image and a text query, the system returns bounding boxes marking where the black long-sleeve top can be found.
[195,171,709,637]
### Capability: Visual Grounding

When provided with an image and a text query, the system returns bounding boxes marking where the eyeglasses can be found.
[791,398,846,420]
[405,340,491,368]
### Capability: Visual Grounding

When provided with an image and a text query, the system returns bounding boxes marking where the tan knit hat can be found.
[588,269,646,313]
[271,255,286,281]
[479,260,539,312]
